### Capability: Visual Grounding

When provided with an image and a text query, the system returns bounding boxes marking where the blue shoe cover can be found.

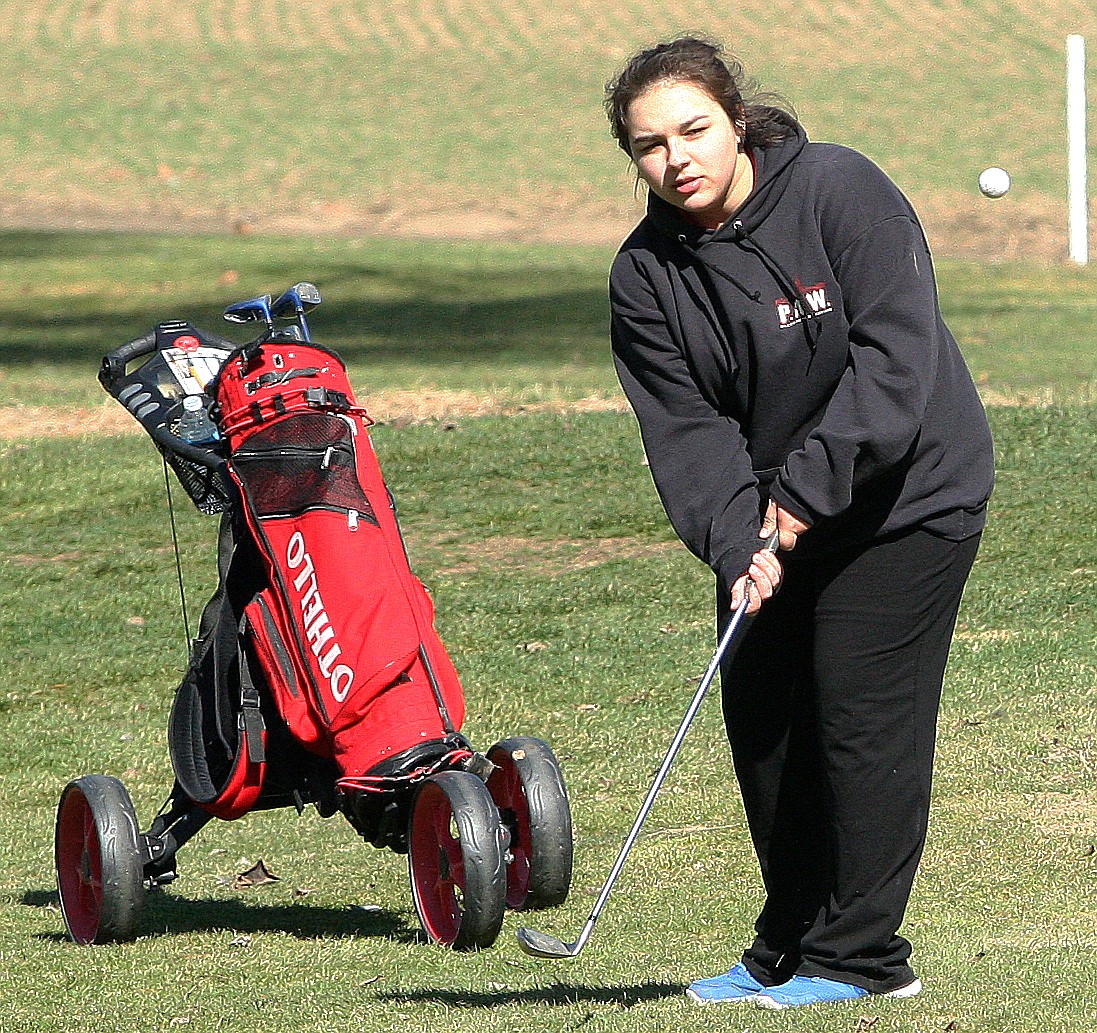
[755,975,870,1010]
[686,963,766,1004]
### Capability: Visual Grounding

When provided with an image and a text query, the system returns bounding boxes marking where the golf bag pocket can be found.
[242,502,426,746]
[229,412,376,525]
[244,592,329,757]
[169,585,267,821]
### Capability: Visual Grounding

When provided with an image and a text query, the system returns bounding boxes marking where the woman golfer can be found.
[605,37,993,1010]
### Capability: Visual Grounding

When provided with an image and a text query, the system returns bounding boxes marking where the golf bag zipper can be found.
[231,436,367,529]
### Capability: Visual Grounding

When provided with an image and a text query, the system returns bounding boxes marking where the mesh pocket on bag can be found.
[231,412,377,521]
[164,450,234,515]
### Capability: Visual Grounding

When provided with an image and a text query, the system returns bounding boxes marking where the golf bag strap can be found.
[168,516,268,820]
[237,635,267,766]
[191,625,268,821]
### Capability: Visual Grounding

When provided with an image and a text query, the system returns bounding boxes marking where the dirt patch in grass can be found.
[1030,791,1097,837]
[8,551,84,566]
[4,382,1063,442]
[0,188,1071,262]
[414,533,678,578]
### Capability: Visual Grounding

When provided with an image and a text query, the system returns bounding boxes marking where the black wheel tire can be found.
[487,736,573,910]
[407,770,507,950]
[55,775,145,945]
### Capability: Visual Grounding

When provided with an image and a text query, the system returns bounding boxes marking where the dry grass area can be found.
[414,532,678,579]
[0,392,632,441]
[1,384,1065,442]
[2,0,1094,260]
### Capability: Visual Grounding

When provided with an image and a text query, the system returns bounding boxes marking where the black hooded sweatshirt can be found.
[610,122,994,592]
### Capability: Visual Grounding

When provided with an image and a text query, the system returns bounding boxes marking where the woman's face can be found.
[624,80,749,229]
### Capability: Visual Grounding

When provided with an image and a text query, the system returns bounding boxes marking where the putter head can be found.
[271,281,321,318]
[224,294,273,327]
[515,926,581,959]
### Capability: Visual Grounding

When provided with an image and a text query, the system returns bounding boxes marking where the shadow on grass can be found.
[0,230,610,375]
[23,887,417,944]
[375,981,684,1009]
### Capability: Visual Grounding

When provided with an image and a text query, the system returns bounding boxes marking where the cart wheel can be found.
[487,736,573,910]
[408,770,506,950]
[55,775,145,945]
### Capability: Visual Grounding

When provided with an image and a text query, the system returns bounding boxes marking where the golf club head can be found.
[223,294,273,328]
[271,282,321,318]
[515,926,582,959]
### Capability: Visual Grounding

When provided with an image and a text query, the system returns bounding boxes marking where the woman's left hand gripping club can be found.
[730,502,813,614]
[761,499,812,553]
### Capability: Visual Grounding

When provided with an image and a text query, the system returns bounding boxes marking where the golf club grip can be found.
[718,527,779,662]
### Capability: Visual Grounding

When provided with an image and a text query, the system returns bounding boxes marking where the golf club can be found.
[516,530,780,960]
[271,281,322,341]
[223,294,274,334]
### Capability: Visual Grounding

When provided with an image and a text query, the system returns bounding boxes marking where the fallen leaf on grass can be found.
[233,859,280,889]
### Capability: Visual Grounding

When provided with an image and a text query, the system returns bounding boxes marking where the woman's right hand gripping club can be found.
[729,529,785,615]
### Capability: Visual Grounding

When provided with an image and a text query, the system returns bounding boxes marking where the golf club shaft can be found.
[579,596,750,933]
[570,531,778,945]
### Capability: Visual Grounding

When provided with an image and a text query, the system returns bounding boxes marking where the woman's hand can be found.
[761,500,812,552]
[729,545,783,614]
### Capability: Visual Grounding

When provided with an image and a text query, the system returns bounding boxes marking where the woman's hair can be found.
[604,36,798,156]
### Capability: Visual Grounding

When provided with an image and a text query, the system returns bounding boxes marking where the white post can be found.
[1067,34,1088,265]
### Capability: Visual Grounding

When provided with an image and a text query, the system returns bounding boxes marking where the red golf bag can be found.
[172,336,469,822]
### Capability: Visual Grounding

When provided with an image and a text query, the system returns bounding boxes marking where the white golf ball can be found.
[978,167,1011,198]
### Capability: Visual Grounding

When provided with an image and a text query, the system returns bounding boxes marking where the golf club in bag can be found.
[516,530,779,959]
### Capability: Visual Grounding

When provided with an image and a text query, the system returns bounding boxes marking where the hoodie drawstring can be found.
[676,234,762,304]
[731,221,822,353]
[678,222,822,353]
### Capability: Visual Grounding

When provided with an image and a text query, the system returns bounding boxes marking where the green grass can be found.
[0,232,618,411]
[3,397,1096,1031]
[1,231,1095,418]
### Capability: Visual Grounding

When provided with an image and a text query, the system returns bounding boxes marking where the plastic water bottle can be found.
[176,394,220,444]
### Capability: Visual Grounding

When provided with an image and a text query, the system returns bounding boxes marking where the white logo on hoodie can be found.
[776,281,833,328]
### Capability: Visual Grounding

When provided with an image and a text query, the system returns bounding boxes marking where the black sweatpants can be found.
[719,528,980,993]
